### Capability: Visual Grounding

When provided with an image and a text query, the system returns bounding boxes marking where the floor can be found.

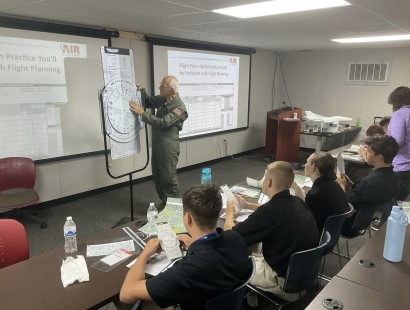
[3,149,372,310]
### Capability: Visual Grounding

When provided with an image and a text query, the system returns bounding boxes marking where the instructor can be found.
[129,76,188,208]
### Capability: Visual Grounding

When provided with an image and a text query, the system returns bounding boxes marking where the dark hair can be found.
[379,116,391,127]
[182,183,222,230]
[364,135,399,164]
[388,86,410,112]
[310,152,336,180]
[366,124,385,136]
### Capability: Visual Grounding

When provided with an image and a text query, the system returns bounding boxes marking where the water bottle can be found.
[64,216,77,253]
[383,206,408,262]
[201,168,212,184]
[147,203,158,236]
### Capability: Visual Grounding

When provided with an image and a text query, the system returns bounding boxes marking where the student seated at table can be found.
[224,161,319,302]
[117,184,252,310]
[379,116,391,133]
[336,135,399,236]
[291,152,349,234]
[345,127,385,182]
[366,124,386,137]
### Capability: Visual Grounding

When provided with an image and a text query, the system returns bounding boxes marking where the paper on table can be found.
[220,211,253,222]
[247,177,263,188]
[337,152,345,174]
[230,186,260,197]
[127,252,172,276]
[258,194,269,204]
[304,177,313,187]
[294,175,306,187]
[86,240,135,257]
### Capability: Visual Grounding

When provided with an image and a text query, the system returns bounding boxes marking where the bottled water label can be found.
[64,230,76,237]
[147,211,158,222]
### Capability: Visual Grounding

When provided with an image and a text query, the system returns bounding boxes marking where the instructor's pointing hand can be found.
[129,100,144,115]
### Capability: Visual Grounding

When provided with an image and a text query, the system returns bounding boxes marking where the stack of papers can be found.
[230,186,260,198]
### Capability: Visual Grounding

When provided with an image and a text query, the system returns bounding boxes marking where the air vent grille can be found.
[347,61,390,85]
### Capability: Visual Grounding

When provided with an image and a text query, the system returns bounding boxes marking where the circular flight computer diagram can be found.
[103,79,140,143]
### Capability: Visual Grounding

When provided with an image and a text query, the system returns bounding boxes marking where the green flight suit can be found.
[140,89,188,202]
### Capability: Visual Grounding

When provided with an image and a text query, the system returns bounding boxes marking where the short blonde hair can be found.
[267,161,294,191]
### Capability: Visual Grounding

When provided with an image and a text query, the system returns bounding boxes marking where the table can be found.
[0,220,144,310]
[300,126,361,152]
[307,223,410,309]
[337,224,410,303]
[305,276,405,310]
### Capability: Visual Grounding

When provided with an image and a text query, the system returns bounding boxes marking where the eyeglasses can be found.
[159,83,169,88]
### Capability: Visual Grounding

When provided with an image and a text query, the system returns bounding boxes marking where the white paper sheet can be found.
[220,210,253,222]
[86,240,135,257]
[127,252,172,276]
[337,152,345,174]
[258,193,269,204]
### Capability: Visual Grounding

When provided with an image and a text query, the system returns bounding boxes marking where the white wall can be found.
[277,47,410,148]
[34,38,277,203]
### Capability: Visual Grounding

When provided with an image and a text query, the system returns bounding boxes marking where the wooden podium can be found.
[265,107,302,162]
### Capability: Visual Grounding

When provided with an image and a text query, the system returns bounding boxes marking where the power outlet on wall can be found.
[223,139,227,145]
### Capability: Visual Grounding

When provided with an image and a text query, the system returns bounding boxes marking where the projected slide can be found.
[0,35,88,160]
[166,50,245,138]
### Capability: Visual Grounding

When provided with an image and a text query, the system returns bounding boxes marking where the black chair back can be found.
[204,256,256,310]
[351,202,390,231]
[283,232,330,293]
[320,204,354,253]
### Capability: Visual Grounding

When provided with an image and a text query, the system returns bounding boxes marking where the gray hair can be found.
[168,76,179,92]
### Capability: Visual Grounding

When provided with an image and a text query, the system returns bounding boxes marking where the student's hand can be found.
[141,238,162,259]
[129,100,144,115]
[234,194,248,209]
[343,174,354,189]
[336,173,349,192]
[225,199,239,219]
[358,145,365,158]
[136,84,145,90]
[177,234,193,250]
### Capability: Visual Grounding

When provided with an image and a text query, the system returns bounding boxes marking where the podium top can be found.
[269,107,299,115]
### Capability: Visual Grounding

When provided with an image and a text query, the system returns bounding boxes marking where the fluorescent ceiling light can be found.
[332,35,410,43]
[212,0,351,19]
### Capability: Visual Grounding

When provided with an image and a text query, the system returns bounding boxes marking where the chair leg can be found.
[368,228,372,239]
[345,239,351,260]
[318,254,327,286]
[336,243,343,269]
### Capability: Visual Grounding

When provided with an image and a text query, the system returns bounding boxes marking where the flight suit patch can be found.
[173,108,182,116]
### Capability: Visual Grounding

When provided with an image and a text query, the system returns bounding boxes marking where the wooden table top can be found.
[0,220,143,310]
[306,276,406,310]
[337,223,410,303]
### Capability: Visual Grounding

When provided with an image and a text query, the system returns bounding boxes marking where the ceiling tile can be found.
[160,0,263,11]
[354,0,410,14]
[37,0,203,17]
[342,23,400,33]
[0,0,45,11]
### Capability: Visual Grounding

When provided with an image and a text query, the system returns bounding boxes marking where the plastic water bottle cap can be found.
[202,168,211,174]
[392,206,401,212]
[149,203,155,207]
[67,216,72,220]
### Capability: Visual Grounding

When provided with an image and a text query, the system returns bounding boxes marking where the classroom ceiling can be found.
[0,0,410,52]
